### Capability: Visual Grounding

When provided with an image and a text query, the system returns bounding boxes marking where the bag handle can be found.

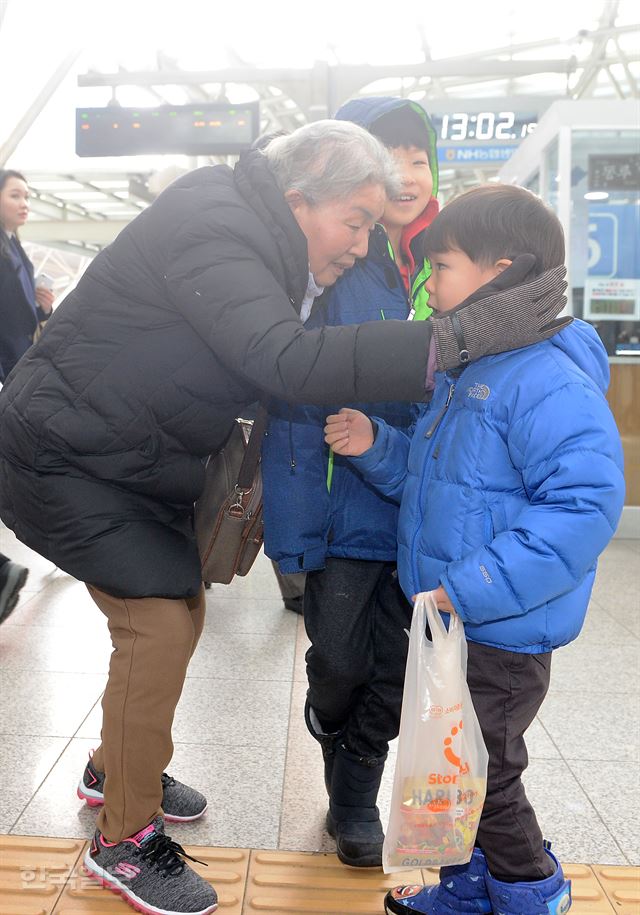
[236,404,269,491]
[414,590,462,652]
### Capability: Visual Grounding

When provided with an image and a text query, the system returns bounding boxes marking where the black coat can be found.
[0,151,433,598]
[0,235,46,381]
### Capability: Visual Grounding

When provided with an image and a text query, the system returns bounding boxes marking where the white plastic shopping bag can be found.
[383,591,488,873]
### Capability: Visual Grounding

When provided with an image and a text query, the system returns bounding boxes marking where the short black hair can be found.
[369,106,431,152]
[0,168,27,193]
[0,169,29,260]
[424,184,565,274]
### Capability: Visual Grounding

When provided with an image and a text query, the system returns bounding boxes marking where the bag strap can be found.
[415,591,462,652]
[422,592,449,647]
[236,404,269,491]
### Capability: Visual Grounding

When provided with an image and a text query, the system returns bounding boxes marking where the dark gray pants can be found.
[468,641,555,882]
[271,561,306,601]
[304,558,413,758]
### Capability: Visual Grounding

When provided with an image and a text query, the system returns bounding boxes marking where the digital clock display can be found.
[430,111,538,143]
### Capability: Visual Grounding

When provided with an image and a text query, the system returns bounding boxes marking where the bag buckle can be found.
[230,485,252,517]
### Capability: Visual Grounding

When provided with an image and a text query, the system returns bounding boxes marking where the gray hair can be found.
[262,119,400,205]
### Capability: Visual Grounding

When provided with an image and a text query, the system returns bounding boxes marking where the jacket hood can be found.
[334,96,439,196]
[549,318,610,394]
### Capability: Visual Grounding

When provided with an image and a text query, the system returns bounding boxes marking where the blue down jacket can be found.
[262,96,440,573]
[350,320,625,652]
[262,227,420,572]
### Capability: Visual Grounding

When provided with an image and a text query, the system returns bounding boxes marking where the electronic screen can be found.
[76,103,260,157]
[429,111,538,143]
[589,154,640,191]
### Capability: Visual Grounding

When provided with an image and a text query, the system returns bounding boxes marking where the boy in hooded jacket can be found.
[325,184,625,914]
[262,98,439,867]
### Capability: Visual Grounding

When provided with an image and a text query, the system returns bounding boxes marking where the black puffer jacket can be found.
[0,151,433,598]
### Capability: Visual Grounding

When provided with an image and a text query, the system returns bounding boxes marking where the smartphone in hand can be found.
[35,273,54,291]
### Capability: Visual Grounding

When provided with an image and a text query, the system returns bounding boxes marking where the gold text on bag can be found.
[194,408,267,585]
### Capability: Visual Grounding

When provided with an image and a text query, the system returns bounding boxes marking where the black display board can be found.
[588,154,640,192]
[76,102,260,157]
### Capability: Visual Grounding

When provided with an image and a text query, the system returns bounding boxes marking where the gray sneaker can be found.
[78,757,208,821]
[83,815,217,915]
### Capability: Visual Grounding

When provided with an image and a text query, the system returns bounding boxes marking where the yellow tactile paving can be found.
[49,843,249,914]
[593,865,640,914]
[0,835,85,915]
[242,850,425,914]
[562,864,619,914]
[0,837,638,915]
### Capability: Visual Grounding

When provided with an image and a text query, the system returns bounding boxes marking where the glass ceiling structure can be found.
[0,0,638,283]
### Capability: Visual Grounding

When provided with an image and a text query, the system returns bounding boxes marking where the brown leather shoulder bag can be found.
[194,407,267,585]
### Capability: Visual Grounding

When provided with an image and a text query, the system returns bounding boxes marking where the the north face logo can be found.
[467,383,490,400]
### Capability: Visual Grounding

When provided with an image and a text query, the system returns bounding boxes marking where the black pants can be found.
[0,552,8,569]
[304,558,413,758]
[468,641,555,882]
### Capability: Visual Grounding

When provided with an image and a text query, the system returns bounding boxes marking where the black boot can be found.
[327,743,386,868]
[304,699,342,794]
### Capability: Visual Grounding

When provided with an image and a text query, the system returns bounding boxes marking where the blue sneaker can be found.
[385,847,491,914]
[485,846,571,914]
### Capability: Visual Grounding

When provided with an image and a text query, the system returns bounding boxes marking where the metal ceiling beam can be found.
[115,64,175,106]
[433,23,639,62]
[614,38,640,96]
[78,58,576,89]
[157,51,211,103]
[604,65,626,98]
[358,53,636,94]
[29,190,105,222]
[571,0,620,97]
[0,49,82,166]
[32,239,101,256]
[0,0,9,31]
[21,219,127,245]
[77,59,579,121]
[71,176,146,211]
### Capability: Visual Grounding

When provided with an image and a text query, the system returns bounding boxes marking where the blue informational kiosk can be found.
[499,99,640,524]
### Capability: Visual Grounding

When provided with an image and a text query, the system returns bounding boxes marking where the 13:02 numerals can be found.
[440,111,536,142]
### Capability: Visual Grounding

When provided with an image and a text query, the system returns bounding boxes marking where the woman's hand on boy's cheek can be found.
[324,408,374,456]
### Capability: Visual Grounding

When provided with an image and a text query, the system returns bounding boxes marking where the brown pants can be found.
[87,584,206,843]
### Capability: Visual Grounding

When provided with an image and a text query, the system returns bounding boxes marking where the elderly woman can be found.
[0,120,564,915]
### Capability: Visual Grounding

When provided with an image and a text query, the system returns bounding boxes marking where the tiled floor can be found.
[1,524,639,871]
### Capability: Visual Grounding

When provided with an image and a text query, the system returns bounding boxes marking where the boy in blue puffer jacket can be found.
[324,184,625,915]
[262,98,439,868]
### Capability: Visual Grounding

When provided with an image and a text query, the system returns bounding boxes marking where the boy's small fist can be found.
[324,408,374,456]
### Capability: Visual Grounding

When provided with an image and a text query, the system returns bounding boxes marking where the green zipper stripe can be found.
[411,259,433,321]
[327,448,334,491]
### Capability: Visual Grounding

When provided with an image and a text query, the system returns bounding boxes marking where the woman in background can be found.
[0,169,54,381]
[0,168,54,622]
